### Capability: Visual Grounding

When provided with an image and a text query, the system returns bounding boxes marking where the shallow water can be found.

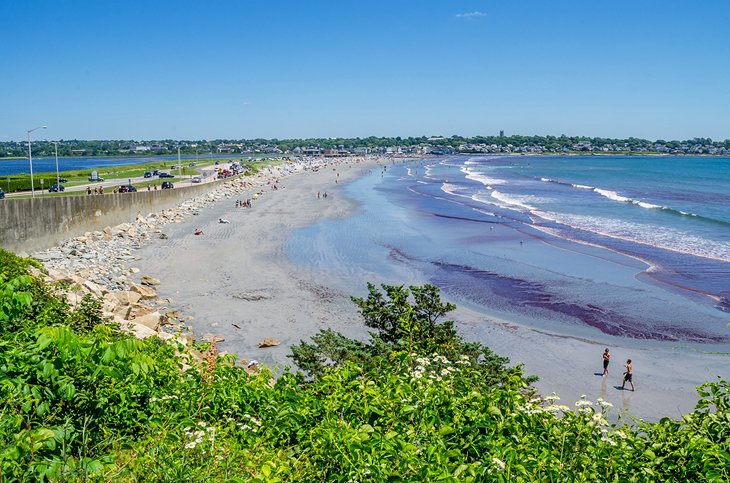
[287,156,730,347]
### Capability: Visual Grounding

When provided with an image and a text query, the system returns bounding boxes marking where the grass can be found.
[1,156,246,193]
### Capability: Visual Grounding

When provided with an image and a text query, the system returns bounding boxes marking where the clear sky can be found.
[2,0,729,141]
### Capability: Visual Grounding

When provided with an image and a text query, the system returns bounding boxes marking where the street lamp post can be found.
[53,141,60,188]
[177,146,182,177]
[27,125,47,198]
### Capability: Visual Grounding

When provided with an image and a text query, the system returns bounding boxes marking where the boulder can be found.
[130,283,157,300]
[113,304,133,321]
[133,311,163,331]
[102,293,120,313]
[120,321,157,340]
[128,303,153,319]
[258,337,280,348]
[114,290,142,306]
[82,280,106,298]
[140,275,161,286]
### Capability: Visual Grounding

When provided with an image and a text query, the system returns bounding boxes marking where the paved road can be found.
[4,164,227,198]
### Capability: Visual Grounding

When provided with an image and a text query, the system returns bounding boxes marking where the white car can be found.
[191,176,202,183]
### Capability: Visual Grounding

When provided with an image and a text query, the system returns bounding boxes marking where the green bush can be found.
[0,250,727,481]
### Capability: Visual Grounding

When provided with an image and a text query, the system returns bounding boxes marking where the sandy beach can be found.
[132,160,379,369]
[34,156,728,423]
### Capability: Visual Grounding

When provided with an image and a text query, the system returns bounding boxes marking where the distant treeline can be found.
[2,135,729,157]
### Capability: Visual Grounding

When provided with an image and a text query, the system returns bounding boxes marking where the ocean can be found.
[288,155,730,348]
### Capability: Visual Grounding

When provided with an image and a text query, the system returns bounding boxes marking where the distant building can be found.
[499,130,504,137]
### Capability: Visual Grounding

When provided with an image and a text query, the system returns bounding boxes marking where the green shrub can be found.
[0,250,727,481]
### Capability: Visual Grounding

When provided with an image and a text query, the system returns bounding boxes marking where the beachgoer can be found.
[621,359,635,391]
[602,348,611,376]
[86,186,91,195]
[194,229,204,235]
[219,218,230,224]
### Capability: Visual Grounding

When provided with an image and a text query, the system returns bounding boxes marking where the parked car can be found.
[0,188,4,199]
[158,172,174,178]
[58,178,68,183]
[88,175,104,182]
[143,172,152,178]
[191,176,202,183]
[161,181,173,189]
[118,185,137,193]
[152,170,160,176]
[48,184,65,192]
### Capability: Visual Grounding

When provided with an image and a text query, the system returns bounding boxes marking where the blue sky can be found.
[2,0,729,141]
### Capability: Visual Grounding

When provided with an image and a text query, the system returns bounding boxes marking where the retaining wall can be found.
[0,181,224,253]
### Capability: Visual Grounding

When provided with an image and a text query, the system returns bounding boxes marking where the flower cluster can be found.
[149,395,179,403]
[183,421,215,450]
[237,413,262,433]
[517,393,571,417]
[410,353,467,383]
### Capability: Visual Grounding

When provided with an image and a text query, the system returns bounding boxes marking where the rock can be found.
[165,310,180,319]
[233,291,271,301]
[114,290,142,306]
[102,293,120,312]
[82,280,104,298]
[120,320,158,340]
[133,311,163,331]
[140,275,161,286]
[203,333,224,343]
[258,337,280,348]
[159,233,168,239]
[129,303,153,319]
[113,304,133,320]
[129,283,157,300]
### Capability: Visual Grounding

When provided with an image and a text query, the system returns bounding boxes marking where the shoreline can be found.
[28,155,728,422]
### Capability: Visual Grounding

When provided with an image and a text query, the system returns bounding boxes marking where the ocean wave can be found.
[591,187,730,225]
[461,167,507,187]
[533,211,730,263]
[487,191,537,211]
[440,182,474,200]
[540,177,593,190]
[538,177,725,222]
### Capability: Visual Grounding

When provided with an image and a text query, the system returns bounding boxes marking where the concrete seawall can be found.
[1,181,226,253]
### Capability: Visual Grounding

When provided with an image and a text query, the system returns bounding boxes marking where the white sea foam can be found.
[533,211,730,263]
[461,167,507,187]
[489,191,538,211]
[593,188,664,210]
[574,184,593,189]
[441,182,474,199]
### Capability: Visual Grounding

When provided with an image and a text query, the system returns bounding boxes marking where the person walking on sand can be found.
[621,359,634,391]
[602,348,611,376]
